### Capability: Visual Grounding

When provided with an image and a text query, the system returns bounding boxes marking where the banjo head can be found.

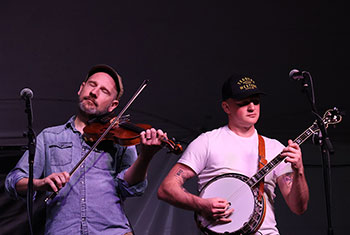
[195,173,265,235]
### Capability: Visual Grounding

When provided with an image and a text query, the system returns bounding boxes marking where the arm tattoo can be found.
[175,168,188,183]
[283,173,294,187]
[176,169,184,177]
[175,168,191,192]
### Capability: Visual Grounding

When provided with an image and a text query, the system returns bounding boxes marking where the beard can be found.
[78,97,109,118]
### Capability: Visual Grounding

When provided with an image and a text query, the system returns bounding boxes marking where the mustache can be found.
[82,96,98,106]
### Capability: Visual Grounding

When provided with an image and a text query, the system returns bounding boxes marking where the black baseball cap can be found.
[222,74,265,101]
[86,64,124,100]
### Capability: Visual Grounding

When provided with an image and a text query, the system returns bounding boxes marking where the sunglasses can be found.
[235,98,260,107]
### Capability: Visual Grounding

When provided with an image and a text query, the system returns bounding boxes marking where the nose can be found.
[247,102,255,111]
[89,88,98,98]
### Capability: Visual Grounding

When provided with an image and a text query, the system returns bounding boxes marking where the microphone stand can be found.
[24,96,36,235]
[302,72,334,235]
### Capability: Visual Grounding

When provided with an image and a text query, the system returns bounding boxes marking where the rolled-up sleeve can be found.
[5,168,27,199]
[115,146,148,199]
[116,170,148,199]
[5,132,45,200]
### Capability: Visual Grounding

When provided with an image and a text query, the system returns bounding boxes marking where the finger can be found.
[57,173,67,185]
[219,207,234,219]
[282,146,293,154]
[224,202,232,211]
[52,175,63,188]
[288,140,301,151]
[140,131,145,138]
[63,172,71,182]
[284,149,301,160]
[212,203,226,210]
[156,129,165,137]
[140,129,152,144]
[281,149,298,160]
[156,129,168,144]
[140,131,147,144]
[213,202,233,214]
[163,131,168,139]
[212,208,227,214]
[145,129,153,140]
[284,156,301,169]
[216,217,232,224]
[147,128,159,144]
[214,199,230,207]
[212,211,230,221]
[46,178,58,192]
[217,203,229,210]
[284,156,297,164]
[212,204,230,214]
[225,208,234,216]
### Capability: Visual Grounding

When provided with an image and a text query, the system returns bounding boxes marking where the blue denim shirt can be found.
[5,116,147,235]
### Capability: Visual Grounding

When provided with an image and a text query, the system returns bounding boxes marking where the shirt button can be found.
[82,198,85,201]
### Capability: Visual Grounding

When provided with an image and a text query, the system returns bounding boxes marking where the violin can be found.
[83,118,183,155]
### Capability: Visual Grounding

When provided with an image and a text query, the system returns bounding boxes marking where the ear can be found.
[221,101,230,114]
[78,82,86,96]
[108,100,119,112]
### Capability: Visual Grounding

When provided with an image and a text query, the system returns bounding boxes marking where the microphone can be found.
[19,87,34,125]
[289,69,305,81]
[20,88,34,100]
[19,88,36,232]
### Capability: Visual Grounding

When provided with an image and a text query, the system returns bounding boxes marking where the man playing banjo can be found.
[157,74,309,234]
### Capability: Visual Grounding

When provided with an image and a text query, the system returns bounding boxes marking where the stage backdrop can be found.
[1,1,349,235]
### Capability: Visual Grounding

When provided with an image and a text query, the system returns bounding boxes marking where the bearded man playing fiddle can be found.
[6,64,165,235]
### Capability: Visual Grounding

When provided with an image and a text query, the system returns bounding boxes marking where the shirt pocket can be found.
[49,142,73,166]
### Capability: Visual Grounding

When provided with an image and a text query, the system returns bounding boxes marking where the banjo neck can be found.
[246,108,341,188]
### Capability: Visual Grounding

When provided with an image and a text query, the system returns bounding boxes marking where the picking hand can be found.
[200,197,234,223]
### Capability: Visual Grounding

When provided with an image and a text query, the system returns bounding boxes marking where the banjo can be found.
[195,108,342,235]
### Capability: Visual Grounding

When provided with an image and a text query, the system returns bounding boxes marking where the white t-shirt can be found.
[178,125,292,235]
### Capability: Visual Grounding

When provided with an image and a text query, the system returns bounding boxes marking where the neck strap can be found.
[258,134,266,201]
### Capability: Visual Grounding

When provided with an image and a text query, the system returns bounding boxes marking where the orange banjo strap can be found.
[258,134,267,201]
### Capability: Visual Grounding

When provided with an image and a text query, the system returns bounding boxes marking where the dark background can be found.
[0,1,349,234]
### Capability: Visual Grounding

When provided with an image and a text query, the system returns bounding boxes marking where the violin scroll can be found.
[163,138,183,155]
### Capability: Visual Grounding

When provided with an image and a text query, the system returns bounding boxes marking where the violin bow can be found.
[45,80,149,202]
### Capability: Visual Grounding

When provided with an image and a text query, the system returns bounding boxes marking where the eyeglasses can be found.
[235,98,260,107]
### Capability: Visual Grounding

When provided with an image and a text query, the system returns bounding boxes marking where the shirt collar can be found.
[65,116,79,132]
